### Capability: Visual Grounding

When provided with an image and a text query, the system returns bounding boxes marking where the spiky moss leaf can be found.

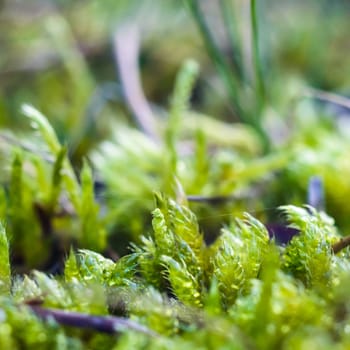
[211,214,269,309]
[175,238,203,285]
[212,237,245,309]
[109,254,140,288]
[137,195,205,290]
[280,205,337,237]
[280,205,339,288]
[167,198,204,268]
[152,208,175,257]
[154,194,204,270]
[66,249,139,290]
[161,256,203,308]
[240,213,270,248]
[74,249,114,284]
[64,248,80,283]
[0,223,10,295]
[65,254,113,313]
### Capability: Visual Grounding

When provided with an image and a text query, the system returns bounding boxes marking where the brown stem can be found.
[332,236,350,254]
[29,305,158,337]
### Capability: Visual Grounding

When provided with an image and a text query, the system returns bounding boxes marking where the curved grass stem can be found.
[219,0,243,80]
[184,0,243,120]
[250,0,265,114]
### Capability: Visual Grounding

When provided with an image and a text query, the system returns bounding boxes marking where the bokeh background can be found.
[0,0,350,261]
[1,1,349,151]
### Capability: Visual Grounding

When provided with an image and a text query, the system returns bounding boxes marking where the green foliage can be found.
[231,271,326,350]
[3,67,350,350]
[135,194,205,306]
[183,0,269,150]
[92,54,288,245]
[281,205,339,288]
[65,249,139,290]
[161,255,203,307]
[211,214,270,309]
[1,105,108,267]
[270,125,350,233]
[92,127,163,240]
[2,2,350,348]
[166,59,199,179]
[128,287,181,336]
[3,186,350,348]
[168,59,199,140]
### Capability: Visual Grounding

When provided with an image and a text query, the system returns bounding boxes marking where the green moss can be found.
[1,3,350,346]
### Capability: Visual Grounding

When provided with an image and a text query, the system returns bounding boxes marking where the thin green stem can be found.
[184,0,270,152]
[184,0,243,120]
[250,0,265,114]
[219,0,243,81]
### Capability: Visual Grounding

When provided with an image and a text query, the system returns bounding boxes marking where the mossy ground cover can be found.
[0,1,350,349]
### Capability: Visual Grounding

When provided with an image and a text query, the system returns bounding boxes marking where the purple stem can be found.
[113,24,159,143]
[307,176,324,211]
[29,305,158,337]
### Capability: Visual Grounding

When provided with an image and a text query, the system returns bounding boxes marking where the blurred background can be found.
[1,0,349,152]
